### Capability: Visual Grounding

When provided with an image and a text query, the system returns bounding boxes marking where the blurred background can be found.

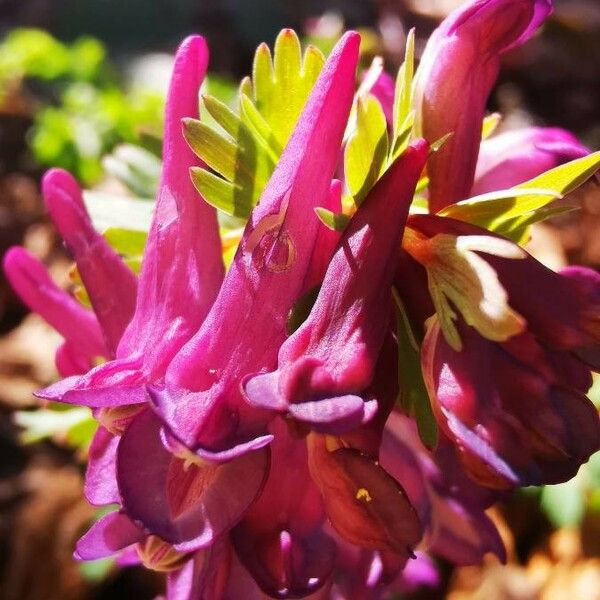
[0,0,599,598]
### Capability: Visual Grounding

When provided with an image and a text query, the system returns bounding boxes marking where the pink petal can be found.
[42,169,137,355]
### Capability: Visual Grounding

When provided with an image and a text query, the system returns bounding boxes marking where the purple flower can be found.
[243,139,429,434]
[413,0,553,212]
[75,31,364,574]
[3,247,107,375]
[380,412,505,564]
[42,169,138,356]
[472,127,590,195]
[148,31,361,462]
[405,214,600,488]
[37,34,223,415]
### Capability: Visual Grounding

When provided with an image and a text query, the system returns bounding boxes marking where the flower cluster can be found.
[4,0,600,598]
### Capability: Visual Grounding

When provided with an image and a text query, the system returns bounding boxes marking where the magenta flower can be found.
[149,31,361,461]
[42,168,138,356]
[380,412,505,564]
[413,0,553,211]
[3,247,107,375]
[404,214,600,488]
[37,34,223,414]
[4,3,600,596]
[243,140,429,433]
[472,127,590,195]
[73,30,365,581]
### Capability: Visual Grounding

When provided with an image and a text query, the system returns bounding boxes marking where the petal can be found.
[288,396,377,434]
[473,127,589,195]
[85,426,120,506]
[42,169,137,355]
[116,35,224,378]
[422,318,600,488]
[232,419,335,599]
[243,140,428,435]
[232,527,336,599]
[75,511,143,560]
[167,543,230,600]
[414,0,552,211]
[307,433,422,562]
[116,410,269,550]
[3,247,107,366]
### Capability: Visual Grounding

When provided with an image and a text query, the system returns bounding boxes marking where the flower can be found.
[473,127,590,195]
[148,31,361,462]
[413,0,553,211]
[404,214,600,488]
[4,0,600,597]
[243,139,429,433]
[3,247,107,375]
[36,34,223,415]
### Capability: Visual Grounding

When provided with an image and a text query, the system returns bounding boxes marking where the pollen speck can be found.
[356,487,372,502]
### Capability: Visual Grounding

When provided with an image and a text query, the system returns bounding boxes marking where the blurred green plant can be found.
[0,28,164,183]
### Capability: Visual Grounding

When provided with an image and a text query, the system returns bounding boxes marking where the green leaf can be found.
[392,28,415,145]
[392,288,438,448]
[186,30,326,219]
[438,188,564,242]
[251,30,325,149]
[239,94,282,160]
[184,110,276,216]
[102,227,147,273]
[102,144,161,198]
[190,168,254,219]
[518,150,600,197]
[15,406,96,447]
[344,95,389,206]
[79,557,114,582]
[495,205,577,244]
[314,207,351,231]
[82,191,154,232]
[390,110,415,161]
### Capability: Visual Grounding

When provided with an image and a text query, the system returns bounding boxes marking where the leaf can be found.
[517,150,600,196]
[102,144,161,198]
[103,227,147,273]
[390,110,415,161]
[184,110,276,216]
[251,30,325,149]
[392,28,415,145]
[190,168,253,219]
[495,205,577,244]
[438,188,564,239]
[481,112,501,140]
[186,30,326,219]
[315,207,351,231]
[15,406,96,447]
[82,191,154,232]
[344,95,389,206]
[392,288,438,448]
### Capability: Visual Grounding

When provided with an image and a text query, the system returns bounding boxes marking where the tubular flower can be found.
[404,214,600,488]
[413,0,553,211]
[244,139,429,433]
[37,34,223,414]
[5,0,600,596]
[3,247,108,375]
[149,31,361,461]
[472,127,590,195]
